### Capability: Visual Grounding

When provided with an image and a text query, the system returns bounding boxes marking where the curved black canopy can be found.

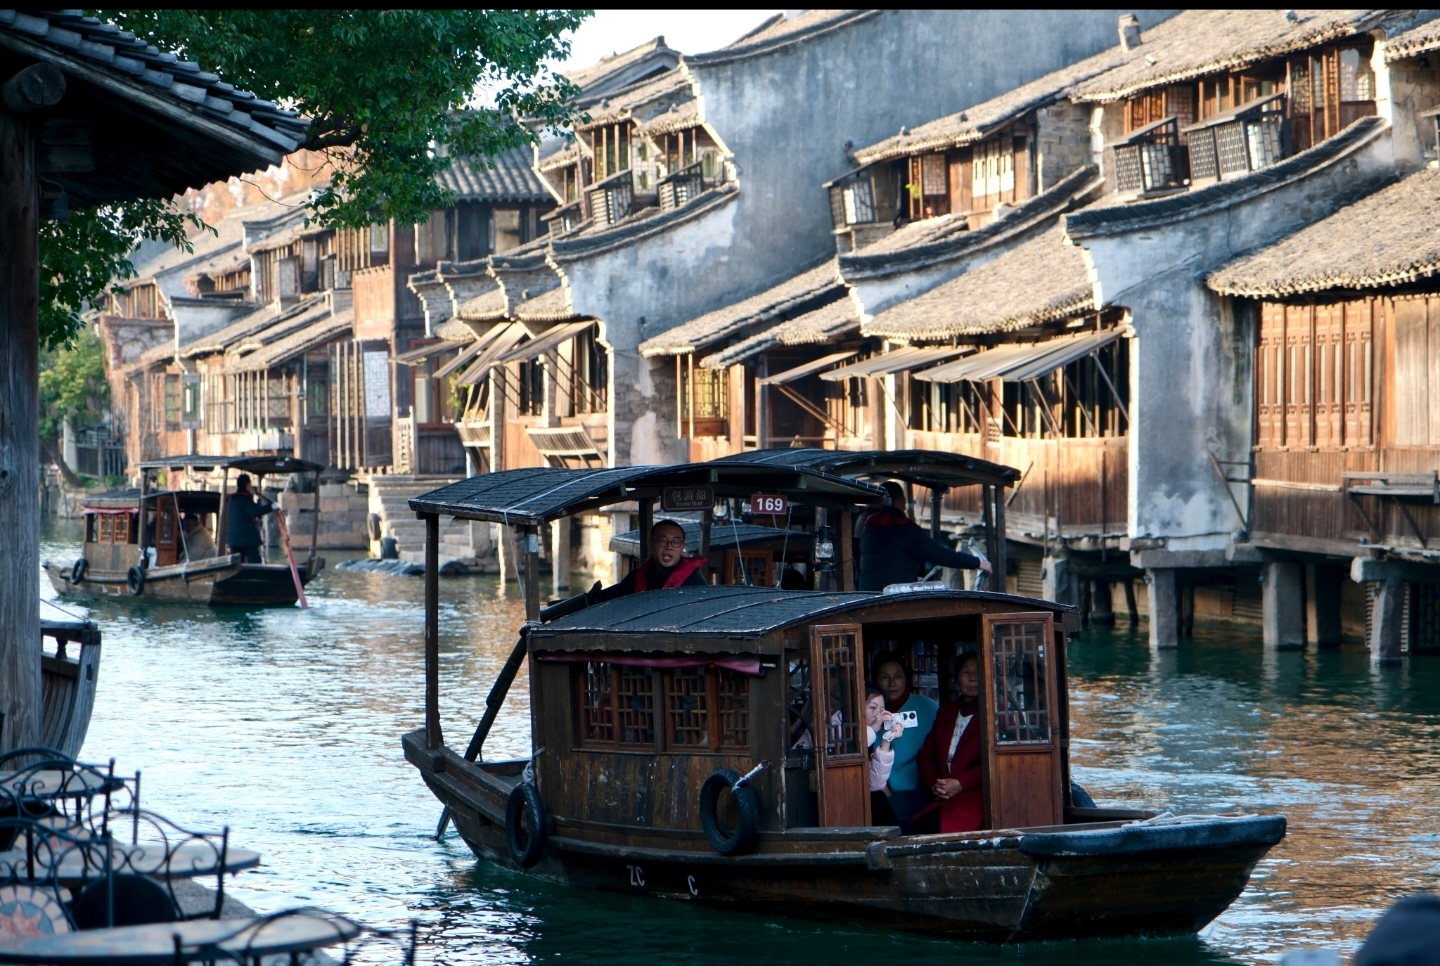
[530,584,1068,642]
[408,463,887,526]
[137,455,323,476]
[711,448,1019,489]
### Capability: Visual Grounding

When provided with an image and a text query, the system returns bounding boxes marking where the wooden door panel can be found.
[809,623,870,828]
[980,613,1062,831]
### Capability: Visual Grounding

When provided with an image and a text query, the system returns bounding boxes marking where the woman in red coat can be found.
[913,650,984,834]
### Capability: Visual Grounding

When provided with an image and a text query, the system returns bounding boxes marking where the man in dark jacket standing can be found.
[859,481,992,591]
[591,519,707,603]
[227,474,273,564]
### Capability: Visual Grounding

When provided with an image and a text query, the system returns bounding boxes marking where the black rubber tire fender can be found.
[505,782,546,868]
[126,565,145,597]
[1070,781,1097,809]
[699,768,760,856]
[69,558,87,584]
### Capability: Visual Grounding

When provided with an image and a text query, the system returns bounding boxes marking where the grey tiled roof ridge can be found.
[548,181,738,261]
[686,10,879,67]
[838,164,1102,280]
[0,10,309,153]
[1071,10,1395,103]
[1064,116,1387,239]
[1386,18,1440,60]
[853,86,1073,166]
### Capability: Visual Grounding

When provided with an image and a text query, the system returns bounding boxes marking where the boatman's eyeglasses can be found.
[654,537,686,549]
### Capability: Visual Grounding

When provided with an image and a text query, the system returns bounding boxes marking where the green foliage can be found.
[38,9,590,348]
[38,322,110,441]
[102,9,588,229]
[40,201,205,350]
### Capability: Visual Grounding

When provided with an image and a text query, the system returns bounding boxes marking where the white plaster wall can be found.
[1075,126,1395,547]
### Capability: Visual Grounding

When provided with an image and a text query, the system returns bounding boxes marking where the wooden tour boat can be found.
[39,605,102,758]
[44,456,325,607]
[401,452,1285,942]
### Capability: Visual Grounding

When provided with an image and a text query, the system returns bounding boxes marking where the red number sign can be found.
[749,493,788,516]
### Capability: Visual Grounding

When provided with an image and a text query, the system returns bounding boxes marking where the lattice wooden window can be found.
[98,515,113,543]
[578,663,656,749]
[580,662,615,744]
[581,663,749,752]
[814,629,863,757]
[1257,300,1374,449]
[716,671,749,750]
[990,620,1051,744]
[665,668,709,748]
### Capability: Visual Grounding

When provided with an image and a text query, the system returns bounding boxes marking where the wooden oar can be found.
[272,500,308,609]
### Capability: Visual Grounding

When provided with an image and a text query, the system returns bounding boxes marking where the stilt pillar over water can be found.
[1092,580,1115,625]
[424,512,442,749]
[1042,552,1074,607]
[1307,564,1344,648]
[1262,562,1305,650]
[0,110,40,753]
[1147,568,1178,649]
[1370,576,1405,664]
[552,516,570,593]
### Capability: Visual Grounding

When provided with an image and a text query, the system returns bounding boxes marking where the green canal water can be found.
[38,518,1440,964]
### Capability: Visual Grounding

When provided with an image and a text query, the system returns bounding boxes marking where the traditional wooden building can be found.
[1206,164,1440,659]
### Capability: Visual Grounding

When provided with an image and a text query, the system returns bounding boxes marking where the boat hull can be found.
[403,731,1282,942]
[44,557,319,606]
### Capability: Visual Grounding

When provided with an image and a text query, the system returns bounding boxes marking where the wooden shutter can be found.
[1257,303,1284,447]
[808,623,870,828]
[1393,298,1428,446]
[1344,300,1375,446]
[980,612,1062,830]
[1315,303,1344,448]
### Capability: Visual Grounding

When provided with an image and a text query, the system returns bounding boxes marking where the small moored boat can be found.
[44,455,325,607]
[39,605,102,758]
[401,454,1285,942]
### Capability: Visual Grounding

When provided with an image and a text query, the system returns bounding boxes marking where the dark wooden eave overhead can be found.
[408,463,888,526]
[0,10,308,207]
[712,448,1020,490]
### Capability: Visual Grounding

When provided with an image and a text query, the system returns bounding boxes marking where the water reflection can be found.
[38,517,1440,964]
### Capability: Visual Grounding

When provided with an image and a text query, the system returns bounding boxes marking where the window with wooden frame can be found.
[414,210,450,264]
[997,332,1129,440]
[515,358,546,417]
[908,153,950,220]
[578,662,750,751]
[408,340,458,427]
[662,667,751,752]
[1285,45,1375,152]
[914,379,986,435]
[590,122,632,181]
[724,549,772,588]
[571,325,608,415]
[677,354,727,437]
[663,129,697,174]
[122,283,163,319]
[1255,300,1374,450]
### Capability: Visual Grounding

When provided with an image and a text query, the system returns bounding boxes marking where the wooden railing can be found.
[586,170,633,227]
[1110,116,1185,194]
[658,161,708,212]
[1185,93,1288,184]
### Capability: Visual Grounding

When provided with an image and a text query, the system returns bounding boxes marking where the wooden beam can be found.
[1,63,64,113]
[992,484,1008,592]
[0,112,40,751]
[837,507,854,591]
[523,525,541,622]
[424,513,442,749]
[638,498,653,562]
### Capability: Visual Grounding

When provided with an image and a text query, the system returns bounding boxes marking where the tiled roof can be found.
[1071,10,1413,103]
[1207,166,1440,297]
[537,138,589,173]
[1385,17,1440,60]
[180,295,323,358]
[688,10,879,66]
[433,318,476,342]
[226,306,352,372]
[1064,116,1387,239]
[435,146,552,203]
[512,286,575,323]
[578,69,695,133]
[549,181,739,262]
[456,287,507,322]
[639,258,843,358]
[700,299,860,370]
[0,10,308,151]
[839,165,1101,280]
[865,226,1093,341]
[564,36,680,102]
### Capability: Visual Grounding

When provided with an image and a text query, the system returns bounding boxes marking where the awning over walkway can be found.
[915,330,1119,383]
[818,345,966,381]
[757,350,856,386]
[454,323,529,386]
[432,324,512,380]
[396,339,467,366]
[497,319,594,364]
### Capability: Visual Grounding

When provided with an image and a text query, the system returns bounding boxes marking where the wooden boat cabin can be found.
[44,455,324,606]
[401,458,1285,941]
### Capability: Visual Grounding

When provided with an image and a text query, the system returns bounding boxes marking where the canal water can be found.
[38,517,1440,964]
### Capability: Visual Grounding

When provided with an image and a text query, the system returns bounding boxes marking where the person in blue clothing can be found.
[859,481,992,591]
[870,650,938,828]
[226,474,273,564]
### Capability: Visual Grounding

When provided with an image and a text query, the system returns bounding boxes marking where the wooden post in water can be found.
[424,512,442,749]
[0,106,40,752]
[523,525,541,622]
[992,484,1008,593]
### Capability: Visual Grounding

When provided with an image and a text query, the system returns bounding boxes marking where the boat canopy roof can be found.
[409,464,887,526]
[711,448,1019,490]
[136,455,323,476]
[529,584,1071,647]
[81,489,222,512]
[609,521,810,557]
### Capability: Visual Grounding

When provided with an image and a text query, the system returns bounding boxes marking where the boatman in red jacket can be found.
[590,519,707,604]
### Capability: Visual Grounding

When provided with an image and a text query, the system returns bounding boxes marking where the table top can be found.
[0,913,360,965]
[0,842,260,885]
[0,770,114,801]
